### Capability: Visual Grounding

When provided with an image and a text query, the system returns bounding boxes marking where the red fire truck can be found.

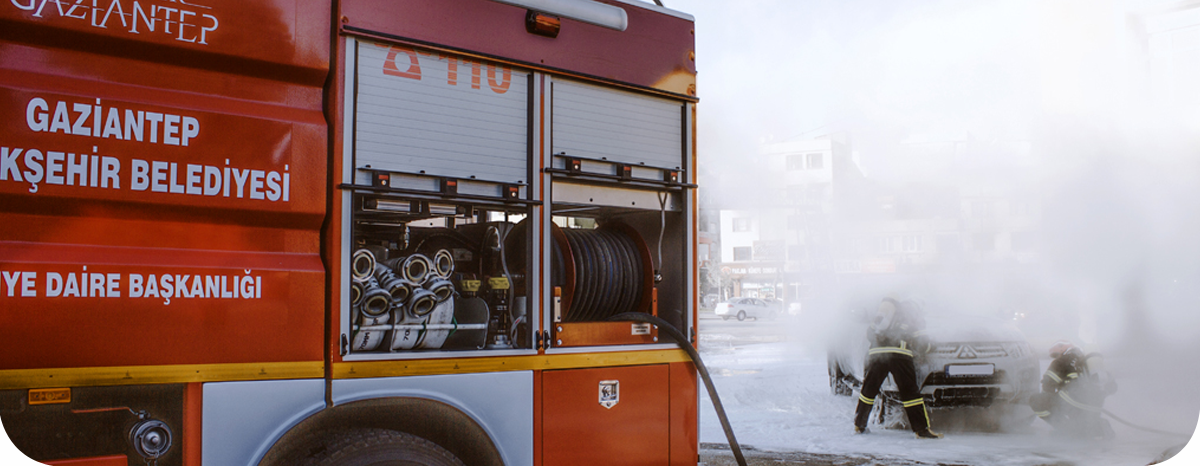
[0,0,699,464]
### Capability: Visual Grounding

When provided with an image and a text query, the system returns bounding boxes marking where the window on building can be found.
[787,154,805,171]
[806,153,823,169]
[903,235,923,252]
[753,240,784,260]
[733,246,752,261]
[973,232,996,251]
[877,236,899,253]
[732,217,751,232]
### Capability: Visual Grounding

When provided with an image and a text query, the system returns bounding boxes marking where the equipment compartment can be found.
[546,177,690,347]
[346,190,534,354]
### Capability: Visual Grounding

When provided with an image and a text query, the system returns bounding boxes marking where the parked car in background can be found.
[828,308,1041,431]
[715,297,781,321]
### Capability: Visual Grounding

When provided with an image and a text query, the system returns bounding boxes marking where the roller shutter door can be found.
[552,80,683,170]
[353,39,530,187]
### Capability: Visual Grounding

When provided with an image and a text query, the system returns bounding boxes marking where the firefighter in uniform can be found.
[853,297,943,439]
[1029,340,1116,438]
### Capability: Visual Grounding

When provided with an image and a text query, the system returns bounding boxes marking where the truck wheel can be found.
[737,311,746,321]
[305,429,465,466]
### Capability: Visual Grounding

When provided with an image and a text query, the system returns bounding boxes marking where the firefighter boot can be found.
[915,428,944,439]
[853,394,875,433]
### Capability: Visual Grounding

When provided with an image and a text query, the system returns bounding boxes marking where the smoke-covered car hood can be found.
[922,315,1027,343]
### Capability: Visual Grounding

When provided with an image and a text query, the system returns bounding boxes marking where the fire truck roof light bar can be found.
[488,0,629,31]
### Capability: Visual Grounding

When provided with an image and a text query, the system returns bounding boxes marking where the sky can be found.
[673,0,1196,171]
[669,0,1200,462]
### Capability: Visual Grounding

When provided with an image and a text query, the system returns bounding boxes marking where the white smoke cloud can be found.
[677,0,1200,460]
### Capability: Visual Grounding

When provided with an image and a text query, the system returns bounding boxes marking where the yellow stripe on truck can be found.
[333,349,692,379]
[0,349,694,389]
[0,361,325,390]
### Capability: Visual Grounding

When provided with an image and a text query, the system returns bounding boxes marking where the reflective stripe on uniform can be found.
[1058,391,1102,412]
[1046,371,1063,383]
[1066,372,1079,379]
[868,347,914,357]
[1035,410,1051,418]
[902,398,925,408]
[859,394,875,405]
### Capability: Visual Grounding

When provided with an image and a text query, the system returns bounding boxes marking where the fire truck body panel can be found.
[202,379,326,466]
[339,0,696,97]
[0,0,330,374]
[202,372,535,466]
[1,0,699,464]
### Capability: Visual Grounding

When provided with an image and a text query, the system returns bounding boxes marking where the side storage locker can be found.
[541,365,670,465]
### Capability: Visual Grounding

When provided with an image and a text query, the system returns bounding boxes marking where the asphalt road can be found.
[698,311,792,344]
[694,313,931,466]
[699,443,955,466]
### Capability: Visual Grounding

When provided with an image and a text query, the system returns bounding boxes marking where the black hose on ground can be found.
[1099,410,1200,463]
[609,312,748,466]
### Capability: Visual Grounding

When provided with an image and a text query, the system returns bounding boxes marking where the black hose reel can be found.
[550,222,655,322]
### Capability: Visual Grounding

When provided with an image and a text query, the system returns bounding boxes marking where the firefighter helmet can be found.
[1048,340,1076,358]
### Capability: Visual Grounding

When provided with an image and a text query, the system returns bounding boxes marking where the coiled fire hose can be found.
[560,228,645,322]
[609,312,747,466]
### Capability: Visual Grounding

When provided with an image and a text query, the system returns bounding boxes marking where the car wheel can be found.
[737,311,746,321]
[721,316,729,321]
[827,354,859,397]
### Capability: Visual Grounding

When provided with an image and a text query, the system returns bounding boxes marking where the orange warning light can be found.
[526,10,561,38]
